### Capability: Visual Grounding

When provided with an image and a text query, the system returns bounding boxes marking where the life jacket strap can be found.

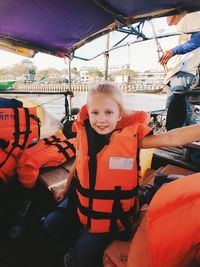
[76,181,138,200]
[28,113,41,147]
[0,139,9,150]
[44,136,76,160]
[77,199,134,220]
[12,108,30,149]
[109,186,135,241]
[0,109,23,167]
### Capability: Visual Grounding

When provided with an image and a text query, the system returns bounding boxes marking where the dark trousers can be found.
[43,182,113,267]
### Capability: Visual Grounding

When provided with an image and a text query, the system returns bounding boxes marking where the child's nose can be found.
[98,113,106,122]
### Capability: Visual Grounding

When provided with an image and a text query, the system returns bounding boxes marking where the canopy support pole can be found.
[104,33,109,80]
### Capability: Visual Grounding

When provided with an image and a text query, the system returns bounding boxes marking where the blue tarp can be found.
[0,0,199,57]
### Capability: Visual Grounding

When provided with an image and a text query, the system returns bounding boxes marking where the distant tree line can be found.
[0,59,138,82]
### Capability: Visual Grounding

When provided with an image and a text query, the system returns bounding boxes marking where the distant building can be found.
[79,66,165,92]
[128,70,165,92]
[79,67,103,83]
[115,75,129,83]
[133,71,164,86]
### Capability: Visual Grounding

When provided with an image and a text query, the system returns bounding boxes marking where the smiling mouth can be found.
[97,126,108,130]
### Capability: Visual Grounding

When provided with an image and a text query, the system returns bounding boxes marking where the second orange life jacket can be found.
[127,174,200,267]
[17,132,76,188]
[147,173,200,267]
[0,107,40,183]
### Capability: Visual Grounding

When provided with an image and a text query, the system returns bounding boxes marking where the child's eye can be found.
[91,111,98,115]
[106,111,113,115]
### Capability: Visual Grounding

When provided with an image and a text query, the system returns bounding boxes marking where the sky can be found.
[0,17,178,73]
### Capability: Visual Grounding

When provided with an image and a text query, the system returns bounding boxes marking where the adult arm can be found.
[159,32,200,65]
[172,33,200,54]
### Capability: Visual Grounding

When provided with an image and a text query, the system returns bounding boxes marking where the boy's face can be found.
[87,93,121,135]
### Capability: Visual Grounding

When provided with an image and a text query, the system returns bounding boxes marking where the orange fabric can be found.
[17,132,76,188]
[148,174,200,267]
[0,107,40,183]
[127,214,151,267]
[72,104,150,132]
[0,146,20,183]
[127,174,200,267]
[74,106,152,233]
[0,107,40,145]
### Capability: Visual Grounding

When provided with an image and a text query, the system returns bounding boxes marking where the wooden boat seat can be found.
[38,159,74,195]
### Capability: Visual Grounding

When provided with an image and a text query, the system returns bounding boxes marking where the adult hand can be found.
[159,50,173,65]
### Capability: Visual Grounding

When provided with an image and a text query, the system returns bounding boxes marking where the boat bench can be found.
[38,159,74,196]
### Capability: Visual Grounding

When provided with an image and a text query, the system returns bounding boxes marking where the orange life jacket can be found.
[17,132,76,188]
[0,146,19,183]
[147,174,200,267]
[0,107,40,183]
[73,104,151,131]
[74,106,151,235]
[127,174,200,267]
[0,107,40,144]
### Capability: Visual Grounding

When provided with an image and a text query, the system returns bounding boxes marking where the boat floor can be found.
[0,180,62,267]
[0,227,61,267]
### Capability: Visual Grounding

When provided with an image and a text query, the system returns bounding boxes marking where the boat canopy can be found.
[0,0,199,58]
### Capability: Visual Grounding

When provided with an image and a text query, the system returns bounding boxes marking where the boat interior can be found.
[0,1,200,266]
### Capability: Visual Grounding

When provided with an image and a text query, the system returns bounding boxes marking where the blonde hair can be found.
[87,82,132,116]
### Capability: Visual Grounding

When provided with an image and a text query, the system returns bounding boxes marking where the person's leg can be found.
[165,83,174,109]
[167,71,195,125]
[62,229,114,267]
[43,180,81,247]
[43,198,70,243]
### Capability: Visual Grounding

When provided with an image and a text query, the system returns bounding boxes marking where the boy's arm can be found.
[140,124,200,149]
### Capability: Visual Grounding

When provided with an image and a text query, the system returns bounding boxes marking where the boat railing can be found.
[12,82,164,93]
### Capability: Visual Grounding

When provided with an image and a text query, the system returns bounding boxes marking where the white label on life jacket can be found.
[109,157,134,170]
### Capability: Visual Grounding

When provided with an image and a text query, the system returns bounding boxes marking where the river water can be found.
[57,92,166,120]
